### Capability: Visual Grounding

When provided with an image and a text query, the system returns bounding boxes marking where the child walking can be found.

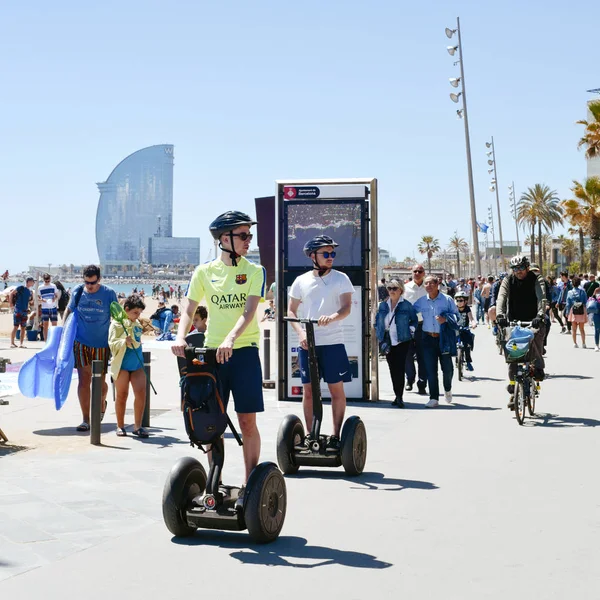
[108,294,149,438]
[454,291,476,371]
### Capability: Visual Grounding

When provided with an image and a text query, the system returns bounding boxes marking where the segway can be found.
[162,332,287,543]
[277,317,367,476]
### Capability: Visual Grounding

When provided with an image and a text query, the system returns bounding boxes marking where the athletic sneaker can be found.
[425,399,439,408]
[466,362,474,371]
[326,436,341,452]
[595,346,600,353]
[444,391,453,404]
[234,486,246,511]
[574,343,579,348]
[582,344,587,349]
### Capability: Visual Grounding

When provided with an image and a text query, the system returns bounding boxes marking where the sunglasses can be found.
[512,266,526,272]
[387,286,399,291]
[413,270,424,274]
[456,298,466,302]
[230,232,253,241]
[317,251,336,258]
[84,279,99,286]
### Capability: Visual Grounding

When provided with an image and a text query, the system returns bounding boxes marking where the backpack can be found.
[58,289,70,312]
[180,347,241,449]
[572,290,586,315]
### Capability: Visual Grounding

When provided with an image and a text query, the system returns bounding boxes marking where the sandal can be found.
[100,400,107,422]
[132,427,149,438]
[116,427,127,437]
[76,421,90,432]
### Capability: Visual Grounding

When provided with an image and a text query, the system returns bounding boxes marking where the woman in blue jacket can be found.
[565,276,589,348]
[375,278,419,408]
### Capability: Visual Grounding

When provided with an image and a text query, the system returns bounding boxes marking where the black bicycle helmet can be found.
[209,211,257,266]
[509,255,530,270]
[209,211,257,240]
[303,235,339,258]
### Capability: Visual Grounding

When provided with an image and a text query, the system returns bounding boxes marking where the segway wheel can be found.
[162,456,207,537]
[340,416,367,476]
[244,463,287,543]
[276,414,305,475]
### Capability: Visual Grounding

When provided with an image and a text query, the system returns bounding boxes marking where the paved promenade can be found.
[0,325,599,599]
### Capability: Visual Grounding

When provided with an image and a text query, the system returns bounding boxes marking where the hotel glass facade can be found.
[96,145,175,262]
[148,237,200,266]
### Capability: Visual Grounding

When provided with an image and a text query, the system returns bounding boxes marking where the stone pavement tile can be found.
[0,482,30,497]
[0,516,56,543]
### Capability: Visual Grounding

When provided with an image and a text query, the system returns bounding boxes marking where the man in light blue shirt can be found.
[414,276,459,407]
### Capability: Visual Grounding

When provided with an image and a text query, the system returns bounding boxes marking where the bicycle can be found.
[501,320,540,426]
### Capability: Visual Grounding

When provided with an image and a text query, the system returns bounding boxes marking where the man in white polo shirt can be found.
[38,273,60,341]
[403,264,428,395]
[287,235,354,451]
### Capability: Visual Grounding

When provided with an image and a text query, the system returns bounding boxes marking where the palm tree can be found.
[567,177,600,273]
[448,232,469,278]
[560,237,578,268]
[523,234,535,263]
[562,199,588,265]
[541,233,554,270]
[517,184,562,272]
[417,236,440,274]
[577,100,600,160]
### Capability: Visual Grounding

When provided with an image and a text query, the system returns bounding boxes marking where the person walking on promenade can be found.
[378,278,389,302]
[63,265,117,432]
[414,276,459,408]
[376,278,418,408]
[109,294,149,438]
[403,264,428,394]
[54,280,69,321]
[557,272,572,334]
[9,276,34,348]
[38,273,60,341]
[588,287,600,352]
[565,276,588,348]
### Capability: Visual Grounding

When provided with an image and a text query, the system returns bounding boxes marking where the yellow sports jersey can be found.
[187,257,266,349]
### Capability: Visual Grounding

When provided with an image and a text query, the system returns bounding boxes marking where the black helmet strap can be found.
[219,229,240,267]
[311,250,330,278]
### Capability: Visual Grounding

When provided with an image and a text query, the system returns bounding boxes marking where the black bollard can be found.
[90,360,103,445]
[142,351,151,427]
[262,329,275,389]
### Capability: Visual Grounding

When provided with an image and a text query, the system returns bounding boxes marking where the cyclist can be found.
[171,211,266,486]
[454,290,476,371]
[287,235,354,450]
[487,272,507,335]
[495,256,546,409]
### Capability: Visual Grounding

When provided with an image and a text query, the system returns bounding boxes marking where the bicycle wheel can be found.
[457,347,464,381]
[514,381,525,425]
[527,377,536,416]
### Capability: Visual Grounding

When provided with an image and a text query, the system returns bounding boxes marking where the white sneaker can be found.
[573,343,579,348]
[595,346,600,352]
[444,391,453,404]
[582,344,587,349]
[425,399,439,408]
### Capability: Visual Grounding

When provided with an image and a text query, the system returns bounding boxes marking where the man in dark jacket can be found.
[496,256,546,409]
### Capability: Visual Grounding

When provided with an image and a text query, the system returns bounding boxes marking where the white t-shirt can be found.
[404,281,427,304]
[39,283,59,309]
[288,269,354,346]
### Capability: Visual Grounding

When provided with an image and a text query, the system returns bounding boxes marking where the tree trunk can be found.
[530,223,535,263]
[456,251,460,279]
[590,216,600,274]
[427,253,432,275]
[578,228,585,262]
[537,221,543,273]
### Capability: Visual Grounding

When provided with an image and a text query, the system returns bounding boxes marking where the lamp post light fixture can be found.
[446,17,481,276]
[508,182,520,251]
[485,137,506,270]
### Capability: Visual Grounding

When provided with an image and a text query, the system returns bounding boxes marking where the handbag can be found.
[586,297,599,315]
[379,308,397,355]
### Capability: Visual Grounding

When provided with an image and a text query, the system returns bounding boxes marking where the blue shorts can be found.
[298,344,352,385]
[42,307,58,323]
[217,346,264,414]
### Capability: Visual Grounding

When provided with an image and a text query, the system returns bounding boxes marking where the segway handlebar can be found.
[283,317,320,324]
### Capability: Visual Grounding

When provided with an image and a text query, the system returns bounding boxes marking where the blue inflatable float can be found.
[18,312,78,410]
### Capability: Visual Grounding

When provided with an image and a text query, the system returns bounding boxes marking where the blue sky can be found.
[1,0,595,272]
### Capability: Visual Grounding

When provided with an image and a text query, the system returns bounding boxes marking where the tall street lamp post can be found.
[508,182,520,251]
[446,17,481,276]
[486,137,506,270]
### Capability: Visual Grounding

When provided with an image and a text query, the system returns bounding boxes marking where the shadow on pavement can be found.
[546,374,594,380]
[129,432,188,448]
[525,413,600,428]
[289,470,438,492]
[172,533,392,569]
[33,423,123,437]
[468,376,503,382]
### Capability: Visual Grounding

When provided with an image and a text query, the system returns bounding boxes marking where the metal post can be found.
[262,329,275,389]
[456,17,482,276]
[511,181,520,250]
[90,360,103,445]
[489,206,498,275]
[490,137,506,269]
[142,351,151,428]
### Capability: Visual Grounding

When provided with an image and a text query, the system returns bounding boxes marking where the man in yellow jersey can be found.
[172,211,266,486]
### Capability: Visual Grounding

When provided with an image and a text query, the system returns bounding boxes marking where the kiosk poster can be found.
[286,286,362,399]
